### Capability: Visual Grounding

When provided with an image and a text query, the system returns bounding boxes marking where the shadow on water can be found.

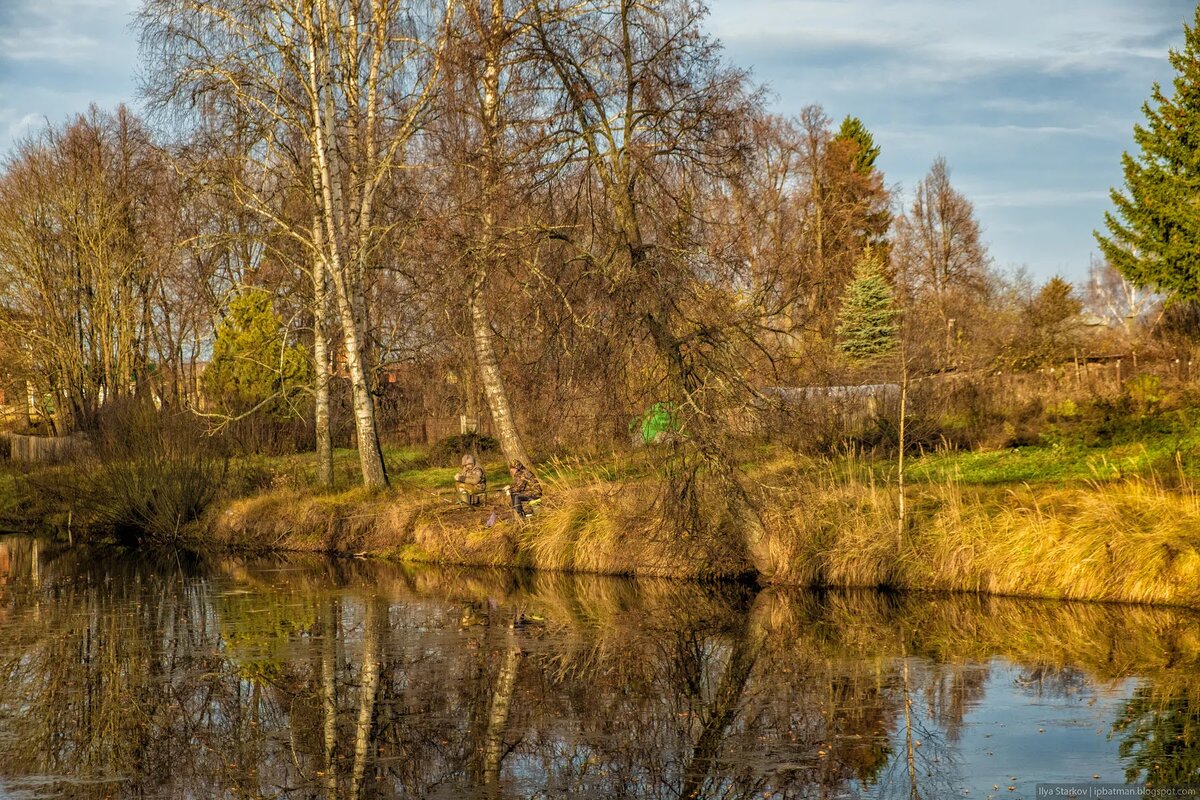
[1,534,1199,798]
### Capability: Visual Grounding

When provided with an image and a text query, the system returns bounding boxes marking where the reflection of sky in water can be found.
[870,659,1138,800]
[0,541,1194,799]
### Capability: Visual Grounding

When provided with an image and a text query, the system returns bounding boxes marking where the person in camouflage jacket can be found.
[507,460,541,517]
[454,453,486,505]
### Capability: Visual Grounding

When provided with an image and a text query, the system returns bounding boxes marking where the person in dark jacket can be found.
[454,453,486,505]
[506,460,541,518]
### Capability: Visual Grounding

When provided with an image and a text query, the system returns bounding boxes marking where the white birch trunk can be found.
[471,0,532,468]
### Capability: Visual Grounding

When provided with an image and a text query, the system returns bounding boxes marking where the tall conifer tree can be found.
[837,248,899,362]
[835,115,881,175]
[1097,6,1200,301]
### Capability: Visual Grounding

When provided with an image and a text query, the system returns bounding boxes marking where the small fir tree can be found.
[1097,6,1200,301]
[837,248,899,362]
[203,289,312,419]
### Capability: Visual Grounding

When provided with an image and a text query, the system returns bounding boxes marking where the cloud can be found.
[711,0,1191,108]
[0,0,140,155]
[705,0,1195,279]
[4,112,45,144]
[0,0,1192,281]
[970,188,1112,210]
[0,0,139,67]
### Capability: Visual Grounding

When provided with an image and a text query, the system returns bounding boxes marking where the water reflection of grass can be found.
[222,558,1200,684]
[7,550,1200,798]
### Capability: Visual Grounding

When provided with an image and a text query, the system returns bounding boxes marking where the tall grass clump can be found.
[513,455,752,579]
[917,476,1200,606]
[750,452,903,587]
[41,401,228,546]
[752,447,1200,606]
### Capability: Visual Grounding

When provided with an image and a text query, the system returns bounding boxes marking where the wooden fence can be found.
[2,433,89,464]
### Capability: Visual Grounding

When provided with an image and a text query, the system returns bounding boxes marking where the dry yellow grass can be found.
[207,454,1200,608]
[752,457,1200,607]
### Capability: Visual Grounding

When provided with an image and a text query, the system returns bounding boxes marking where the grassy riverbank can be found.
[203,422,1200,606]
[6,410,1200,607]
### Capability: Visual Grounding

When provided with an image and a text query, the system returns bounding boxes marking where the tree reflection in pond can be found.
[1114,684,1200,785]
[2,537,1200,798]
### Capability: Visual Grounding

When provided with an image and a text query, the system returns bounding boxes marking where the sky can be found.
[0,0,1195,282]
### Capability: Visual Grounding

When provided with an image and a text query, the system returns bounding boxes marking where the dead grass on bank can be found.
[211,485,518,565]
[209,448,1200,607]
[209,455,757,579]
[752,455,1200,607]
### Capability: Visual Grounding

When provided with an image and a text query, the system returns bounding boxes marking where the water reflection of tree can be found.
[1114,683,1200,784]
[0,547,229,795]
[0,559,902,798]
[4,550,1200,798]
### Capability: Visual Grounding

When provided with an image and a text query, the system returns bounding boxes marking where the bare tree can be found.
[893,157,990,367]
[0,107,171,432]
[1086,254,1161,336]
[141,0,453,488]
[531,0,769,553]
[433,0,547,467]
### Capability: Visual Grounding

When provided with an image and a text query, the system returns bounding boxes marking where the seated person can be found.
[506,460,542,518]
[454,454,486,505]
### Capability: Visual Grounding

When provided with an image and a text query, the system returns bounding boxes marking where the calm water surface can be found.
[0,534,1198,799]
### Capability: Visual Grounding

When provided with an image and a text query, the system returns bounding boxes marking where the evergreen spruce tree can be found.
[837,248,899,361]
[1097,6,1200,301]
[835,115,881,175]
[203,289,312,419]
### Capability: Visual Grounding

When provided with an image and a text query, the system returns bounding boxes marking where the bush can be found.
[39,401,228,546]
[427,433,501,466]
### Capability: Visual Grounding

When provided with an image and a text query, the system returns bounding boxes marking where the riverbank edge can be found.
[201,472,1200,609]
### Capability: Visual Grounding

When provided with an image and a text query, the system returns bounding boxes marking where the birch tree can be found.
[141,0,452,488]
[436,0,543,467]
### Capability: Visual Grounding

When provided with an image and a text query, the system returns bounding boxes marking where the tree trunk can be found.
[471,283,531,467]
[679,603,764,799]
[306,11,388,489]
[897,363,907,550]
[321,599,339,800]
[464,361,480,432]
[349,599,381,800]
[482,632,520,795]
[902,643,921,800]
[331,274,389,488]
[312,249,334,490]
[20,380,33,430]
[469,0,533,470]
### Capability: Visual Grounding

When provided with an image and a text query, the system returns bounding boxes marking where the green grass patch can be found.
[904,431,1200,487]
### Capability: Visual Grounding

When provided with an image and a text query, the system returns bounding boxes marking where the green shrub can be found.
[427,433,501,466]
[1125,373,1164,415]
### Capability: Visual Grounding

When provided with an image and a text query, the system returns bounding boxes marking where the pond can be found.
[0,534,1197,799]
